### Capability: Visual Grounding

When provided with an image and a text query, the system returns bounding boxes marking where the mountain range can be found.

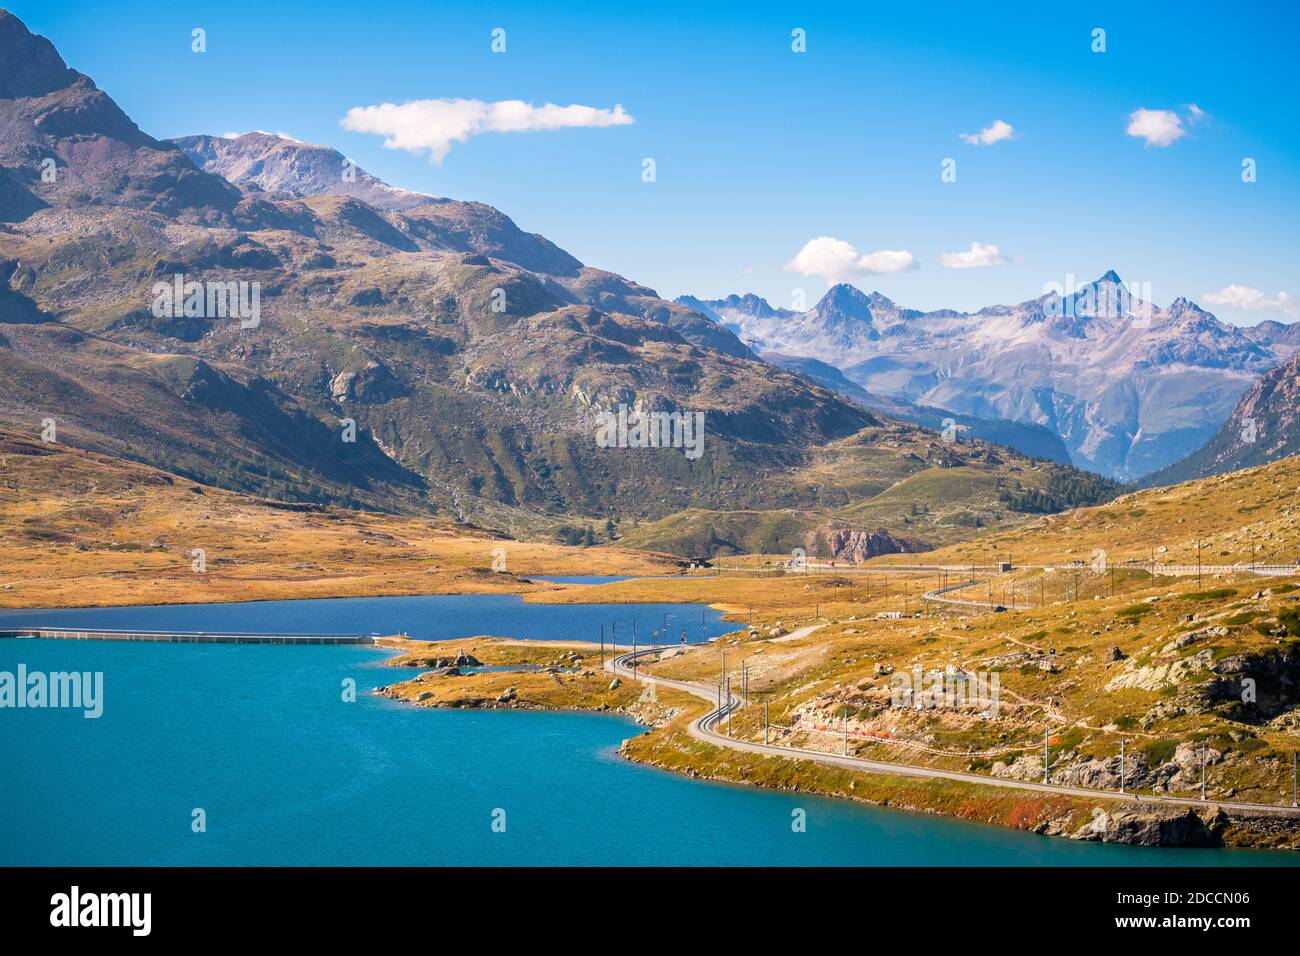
[680,278,1299,481]
[0,7,1129,558]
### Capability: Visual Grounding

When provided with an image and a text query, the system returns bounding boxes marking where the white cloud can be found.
[1125,108,1185,147]
[785,237,917,284]
[1201,285,1298,318]
[940,241,1010,269]
[959,119,1016,146]
[340,98,634,163]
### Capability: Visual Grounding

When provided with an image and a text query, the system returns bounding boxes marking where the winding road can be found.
[604,645,1300,818]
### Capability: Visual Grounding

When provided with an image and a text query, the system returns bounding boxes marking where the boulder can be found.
[1073,805,1223,847]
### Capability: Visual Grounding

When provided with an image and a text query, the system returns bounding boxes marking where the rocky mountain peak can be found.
[0,9,239,222]
[721,292,782,318]
[172,132,437,211]
[0,9,78,98]
[813,283,874,319]
[1166,296,1209,320]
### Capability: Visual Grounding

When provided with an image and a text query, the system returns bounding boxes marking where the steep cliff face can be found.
[807,526,927,562]
[1143,352,1300,487]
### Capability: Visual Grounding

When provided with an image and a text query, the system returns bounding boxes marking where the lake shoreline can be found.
[377,634,1300,855]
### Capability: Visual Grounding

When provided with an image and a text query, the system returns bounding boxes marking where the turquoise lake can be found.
[2,593,1297,866]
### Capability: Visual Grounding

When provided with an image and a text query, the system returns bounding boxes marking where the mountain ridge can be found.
[685,274,1298,480]
[0,7,1120,557]
[1141,352,1300,487]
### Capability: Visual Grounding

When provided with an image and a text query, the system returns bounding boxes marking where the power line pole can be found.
[1201,741,1207,801]
[1120,736,1126,795]
[600,624,605,667]
[1293,752,1297,808]
[764,699,769,746]
[843,705,849,756]
[1043,727,1050,784]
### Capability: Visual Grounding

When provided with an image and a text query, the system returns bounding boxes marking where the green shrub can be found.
[1279,608,1300,637]
[1116,604,1153,618]
[1143,739,1178,766]
[1223,611,1261,626]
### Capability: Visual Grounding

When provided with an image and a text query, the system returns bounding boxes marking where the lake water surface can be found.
[2,593,1296,866]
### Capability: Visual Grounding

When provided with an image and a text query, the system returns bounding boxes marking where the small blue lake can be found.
[0,591,731,644]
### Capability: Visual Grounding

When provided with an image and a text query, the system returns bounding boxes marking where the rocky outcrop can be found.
[328,361,406,403]
[1105,648,1214,692]
[809,525,928,562]
[1197,642,1300,720]
[394,652,482,669]
[1065,805,1224,847]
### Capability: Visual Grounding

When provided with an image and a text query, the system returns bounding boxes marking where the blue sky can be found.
[11,0,1300,322]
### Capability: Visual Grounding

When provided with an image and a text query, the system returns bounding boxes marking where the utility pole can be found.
[843,705,849,756]
[764,699,769,746]
[1201,741,1207,801]
[1043,727,1050,784]
[1293,752,1297,808]
[1197,541,1203,591]
[1120,736,1126,795]
[600,624,605,667]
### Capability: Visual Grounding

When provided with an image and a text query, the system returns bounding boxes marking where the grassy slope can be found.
[913,455,1300,569]
[518,458,1300,845]
[0,429,677,608]
[619,423,1119,557]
